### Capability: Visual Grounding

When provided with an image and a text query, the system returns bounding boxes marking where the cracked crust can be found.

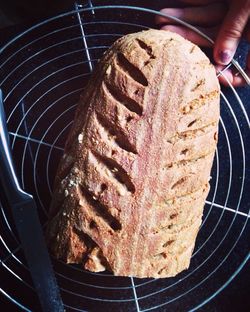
[46,29,220,278]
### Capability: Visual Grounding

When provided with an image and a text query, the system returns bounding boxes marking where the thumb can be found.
[214,0,250,65]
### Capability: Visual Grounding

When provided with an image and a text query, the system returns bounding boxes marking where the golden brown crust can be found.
[46,29,220,278]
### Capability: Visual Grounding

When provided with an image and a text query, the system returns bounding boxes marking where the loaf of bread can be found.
[46,29,220,278]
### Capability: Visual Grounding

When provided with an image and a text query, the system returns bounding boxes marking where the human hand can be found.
[156,0,250,87]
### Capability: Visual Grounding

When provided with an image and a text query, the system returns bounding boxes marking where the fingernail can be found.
[219,50,232,65]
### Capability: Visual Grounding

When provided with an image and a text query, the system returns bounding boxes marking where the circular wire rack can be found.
[0,4,250,312]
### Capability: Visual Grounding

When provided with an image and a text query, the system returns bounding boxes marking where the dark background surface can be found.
[0,1,249,311]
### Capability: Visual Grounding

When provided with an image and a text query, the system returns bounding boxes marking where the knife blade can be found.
[0,89,64,312]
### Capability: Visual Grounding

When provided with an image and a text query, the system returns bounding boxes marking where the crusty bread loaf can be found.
[46,29,220,278]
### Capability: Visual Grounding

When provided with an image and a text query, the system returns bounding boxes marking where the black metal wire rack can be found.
[0,1,249,311]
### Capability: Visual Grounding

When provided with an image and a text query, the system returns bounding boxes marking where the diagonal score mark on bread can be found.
[116,52,149,87]
[78,183,122,232]
[95,110,138,154]
[102,81,143,116]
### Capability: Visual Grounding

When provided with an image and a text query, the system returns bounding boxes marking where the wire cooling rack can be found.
[0,2,250,311]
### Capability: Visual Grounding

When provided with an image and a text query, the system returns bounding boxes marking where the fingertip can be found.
[218,75,232,86]
[160,24,178,31]
[216,66,233,85]
[160,25,185,36]
[216,66,246,87]
[161,25,212,47]
[214,49,234,65]
[156,8,182,25]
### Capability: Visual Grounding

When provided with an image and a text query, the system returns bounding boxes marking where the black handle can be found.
[12,198,65,312]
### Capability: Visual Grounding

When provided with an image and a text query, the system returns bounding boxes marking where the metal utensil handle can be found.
[232,59,250,86]
[0,89,30,204]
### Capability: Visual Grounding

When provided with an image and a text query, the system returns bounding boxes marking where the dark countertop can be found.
[0,1,249,312]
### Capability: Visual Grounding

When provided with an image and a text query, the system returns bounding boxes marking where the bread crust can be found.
[46,29,220,278]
